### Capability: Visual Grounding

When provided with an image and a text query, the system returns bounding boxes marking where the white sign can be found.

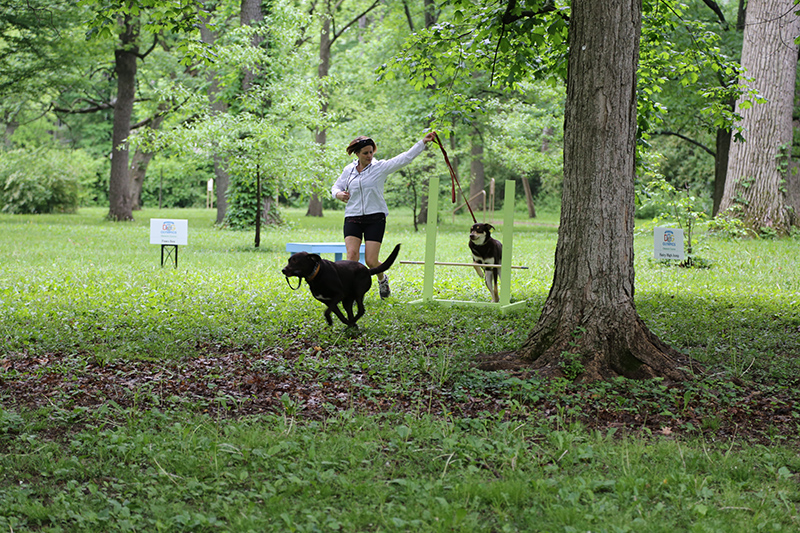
[150,219,188,246]
[654,227,684,260]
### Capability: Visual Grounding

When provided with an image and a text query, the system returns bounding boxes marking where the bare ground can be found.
[1,345,798,446]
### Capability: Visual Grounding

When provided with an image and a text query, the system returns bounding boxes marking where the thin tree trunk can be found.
[199,9,230,225]
[4,120,17,148]
[240,0,264,93]
[414,1,438,227]
[521,175,536,218]
[718,0,800,234]
[469,129,485,213]
[712,119,731,216]
[423,0,436,28]
[514,0,696,382]
[129,150,154,211]
[736,0,746,30]
[307,12,331,218]
[306,129,324,217]
[129,112,166,210]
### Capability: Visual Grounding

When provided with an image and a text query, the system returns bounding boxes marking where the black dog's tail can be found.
[367,243,401,276]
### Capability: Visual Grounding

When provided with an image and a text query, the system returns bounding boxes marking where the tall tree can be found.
[517,0,695,382]
[306,0,381,217]
[637,0,745,217]
[718,0,800,234]
[81,0,203,221]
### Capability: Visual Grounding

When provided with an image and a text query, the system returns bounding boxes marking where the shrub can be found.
[0,148,97,214]
[707,207,753,239]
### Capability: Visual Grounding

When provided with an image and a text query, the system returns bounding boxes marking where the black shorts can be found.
[343,213,386,242]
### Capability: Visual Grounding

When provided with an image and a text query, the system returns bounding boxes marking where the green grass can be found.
[1,206,800,531]
[3,409,799,532]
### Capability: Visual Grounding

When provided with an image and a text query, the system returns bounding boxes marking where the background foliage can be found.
[1,0,765,227]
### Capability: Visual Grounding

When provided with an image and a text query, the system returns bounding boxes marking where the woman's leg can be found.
[344,235,363,262]
[366,239,391,298]
[364,240,384,279]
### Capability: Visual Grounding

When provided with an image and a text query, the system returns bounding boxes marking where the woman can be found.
[332,132,436,298]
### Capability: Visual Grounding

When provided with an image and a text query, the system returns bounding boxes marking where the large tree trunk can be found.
[718,0,800,234]
[786,85,800,221]
[517,0,696,383]
[107,16,138,222]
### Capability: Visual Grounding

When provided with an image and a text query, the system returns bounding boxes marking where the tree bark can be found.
[107,15,138,222]
[129,112,166,210]
[240,0,264,93]
[468,129,485,213]
[307,9,332,218]
[718,0,800,234]
[306,130,325,217]
[521,175,536,218]
[788,80,800,221]
[712,116,731,216]
[423,0,436,28]
[200,8,230,225]
[516,0,696,383]
[414,1,439,227]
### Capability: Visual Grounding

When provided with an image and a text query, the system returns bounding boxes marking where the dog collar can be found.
[307,262,321,282]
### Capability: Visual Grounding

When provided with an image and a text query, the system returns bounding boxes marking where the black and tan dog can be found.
[282,244,400,327]
[469,223,502,302]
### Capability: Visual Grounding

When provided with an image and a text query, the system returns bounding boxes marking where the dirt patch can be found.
[473,351,532,372]
[1,347,798,446]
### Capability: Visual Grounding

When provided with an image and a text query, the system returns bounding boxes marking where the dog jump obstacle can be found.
[404,176,526,312]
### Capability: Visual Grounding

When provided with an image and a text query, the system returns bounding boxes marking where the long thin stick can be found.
[399,260,528,270]
[432,132,477,223]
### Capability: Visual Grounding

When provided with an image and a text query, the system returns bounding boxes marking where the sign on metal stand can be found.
[654,227,684,261]
[150,219,188,268]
